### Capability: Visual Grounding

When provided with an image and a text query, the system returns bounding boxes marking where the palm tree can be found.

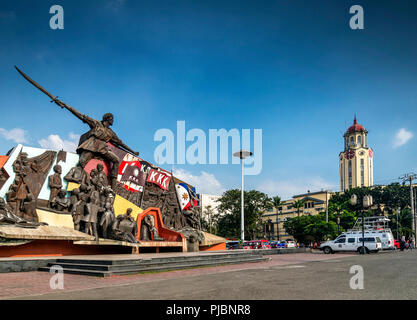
[293,200,304,218]
[203,205,215,234]
[391,207,414,239]
[272,196,282,240]
[272,196,282,211]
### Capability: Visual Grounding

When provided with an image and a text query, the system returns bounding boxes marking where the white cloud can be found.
[393,128,413,148]
[38,132,80,153]
[257,176,337,200]
[0,128,28,143]
[173,168,225,195]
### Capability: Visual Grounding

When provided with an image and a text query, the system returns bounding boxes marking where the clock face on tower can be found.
[345,150,355,160]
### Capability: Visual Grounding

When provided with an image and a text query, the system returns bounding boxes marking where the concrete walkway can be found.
[0,252,350,299]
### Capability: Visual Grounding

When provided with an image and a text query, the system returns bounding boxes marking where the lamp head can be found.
[233,149,253,159]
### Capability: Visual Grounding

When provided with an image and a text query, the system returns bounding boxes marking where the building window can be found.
[369,158,372,185]
[357,135,361,146]
[360,158,364,187]
[348,160,352,189]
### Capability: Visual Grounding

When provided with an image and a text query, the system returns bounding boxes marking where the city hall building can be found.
[339,117,374,191]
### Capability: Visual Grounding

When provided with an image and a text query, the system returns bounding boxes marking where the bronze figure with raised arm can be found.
[15,66,139,189]
[57,100,139,188]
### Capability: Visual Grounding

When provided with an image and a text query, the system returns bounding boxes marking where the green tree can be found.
[328,200,356,232]
[216,189,272,239]
[293,199,304,218]
[329,183,413,237]
[284,214,339,244]
[272,196,282,211]
[305,214,339,242]
[389,207,414,239]
[202,205,216,234]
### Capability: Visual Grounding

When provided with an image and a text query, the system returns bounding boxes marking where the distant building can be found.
[199,194,222,230]
[339,117,373,191]
[262,190,333,241]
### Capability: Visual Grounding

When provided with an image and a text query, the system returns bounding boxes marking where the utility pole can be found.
[399,173,417,243]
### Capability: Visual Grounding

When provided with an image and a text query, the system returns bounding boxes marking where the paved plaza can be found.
[1,250,416,300]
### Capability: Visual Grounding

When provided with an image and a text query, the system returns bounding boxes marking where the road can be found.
[2,250,416,300]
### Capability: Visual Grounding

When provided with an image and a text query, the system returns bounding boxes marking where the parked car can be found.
[320,234,382,254]
[243,241,252,250]
[269,241,279,248]
[285,240,296,248]
[245,240,271,249]
[226,241,240,250]
[394,239,400,249]
[276,241,287,248]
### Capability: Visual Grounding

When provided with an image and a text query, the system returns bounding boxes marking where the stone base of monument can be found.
[37,251,269,277]
[0,208,225,258]
[0,225,134,257]
[186,240,200,252]
[0,208,190,258]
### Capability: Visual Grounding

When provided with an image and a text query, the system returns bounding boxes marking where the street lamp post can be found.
[396,207,400,240]
[233,150,253,244]
[275,212,278,241]
[335,207,342,235]
[267,219,272,241]
[276,208,282,241]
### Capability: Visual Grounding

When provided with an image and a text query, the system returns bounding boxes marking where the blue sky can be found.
[0,0,416,199]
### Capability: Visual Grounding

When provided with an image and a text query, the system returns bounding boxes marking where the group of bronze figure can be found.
[0,150,53,228]
[0,67,202,244]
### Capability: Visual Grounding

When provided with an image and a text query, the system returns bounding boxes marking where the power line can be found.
[399,173,417,243]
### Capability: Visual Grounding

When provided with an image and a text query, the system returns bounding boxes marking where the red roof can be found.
[347,117,366,133]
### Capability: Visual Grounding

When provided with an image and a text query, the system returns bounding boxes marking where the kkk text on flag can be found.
[146,168,171,190]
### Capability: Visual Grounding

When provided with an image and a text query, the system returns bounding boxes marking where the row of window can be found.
[335,236,379,243]
[342,157,371,190]
[269,202,320,212]
[346,135,366,147]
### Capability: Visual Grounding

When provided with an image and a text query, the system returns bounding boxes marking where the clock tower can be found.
[339,117,373,191]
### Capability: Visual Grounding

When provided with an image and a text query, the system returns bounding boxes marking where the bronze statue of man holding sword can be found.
[15,66,139,189]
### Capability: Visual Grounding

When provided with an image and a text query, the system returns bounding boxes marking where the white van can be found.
[342,230,395,250]
[346,216,395,250]
[320,234,382,254]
